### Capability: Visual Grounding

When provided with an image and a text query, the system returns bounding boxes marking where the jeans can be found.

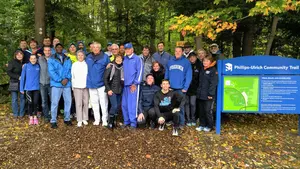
[185,95,197,123]
[50,87,72,123]
[108,93,121,117]
[25,90,40,116]
[40,84,51,119]
[137,107,156,128]
[173,89,186,126]
[11,92,25,117]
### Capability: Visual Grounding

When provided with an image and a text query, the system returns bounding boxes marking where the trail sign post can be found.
[216,56,300,136]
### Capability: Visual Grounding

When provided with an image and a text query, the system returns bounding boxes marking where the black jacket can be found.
[104,63,123,94]
[151,66,165,87]
[154,90,183,117]
[187,59,202,96]
[138,83,160,113]
[196,62,218,100]
[7,59,23,83]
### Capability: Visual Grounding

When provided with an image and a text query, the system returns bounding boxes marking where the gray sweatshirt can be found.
[38,56,50,85]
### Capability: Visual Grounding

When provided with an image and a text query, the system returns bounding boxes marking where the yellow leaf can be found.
[87,156,92,159]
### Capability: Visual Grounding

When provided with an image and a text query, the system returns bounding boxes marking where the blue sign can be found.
[216,56,300,135]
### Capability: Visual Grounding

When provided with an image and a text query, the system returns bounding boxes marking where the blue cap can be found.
[124,43,133,49]
[107,42,112,46]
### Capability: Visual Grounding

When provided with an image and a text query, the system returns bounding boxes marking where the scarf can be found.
[109,63,124,81]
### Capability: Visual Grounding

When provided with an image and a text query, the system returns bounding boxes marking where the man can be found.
[77,41,87,54]
[66,43,77,64]
[105,42,112,57]
[209,43,225,61]
[86,42,110,126]
[87,42,94,56]
[122,43,143,129]
[152,42,172,69]
[110,43,120,62]
[139,45,155,81]
[119,43,125,57]
[154,79,183,136]
[183,42,194,58]
[37,36,52,56]
[39,46,52,122]
[17,40,31,64]
[48,43,72,129]
[165,46,192,128]
[137,74,160,128]
[51,37,67,54]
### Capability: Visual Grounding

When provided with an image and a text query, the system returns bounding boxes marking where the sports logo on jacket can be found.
[170,65,184,71]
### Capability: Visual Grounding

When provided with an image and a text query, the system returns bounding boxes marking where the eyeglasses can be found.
[112,48,118,50]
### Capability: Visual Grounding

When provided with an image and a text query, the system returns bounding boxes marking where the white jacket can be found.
[71,61,88,88]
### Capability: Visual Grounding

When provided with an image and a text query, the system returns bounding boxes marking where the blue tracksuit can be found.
[152,51,173,69]
[165,55,192,126]
[48,53,72,88]
[165,55,192,91]
[86,51,110,89]
[122,53,143,127]
[20,63,40,92]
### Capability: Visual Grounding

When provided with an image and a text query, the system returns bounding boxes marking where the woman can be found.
[197,49,207,62]
[7,50,25,119]
[71,50,89,127]
[104,54,124,129]
[150,61,165,87]
[66,43,78,64]
[20,54,40,125]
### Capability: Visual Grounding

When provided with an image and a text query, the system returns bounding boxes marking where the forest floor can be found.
[0,103,300,169]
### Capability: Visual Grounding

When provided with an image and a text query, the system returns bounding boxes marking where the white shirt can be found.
[71,61,88,88]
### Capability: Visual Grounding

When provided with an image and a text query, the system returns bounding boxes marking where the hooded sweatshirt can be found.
[165,55,192,91]
[154,89,183,117]
[20,63,40,92]
[196,61,218,100]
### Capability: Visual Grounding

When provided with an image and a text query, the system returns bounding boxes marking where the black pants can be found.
[198,99,214,128]
[160,111,180,128]
[26,90,40,116]
[138,108,156,128]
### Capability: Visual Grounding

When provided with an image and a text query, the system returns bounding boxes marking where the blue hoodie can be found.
[86,51,110,89]
[123,53,143,86]
[165,55,192,91]
[48,53,72,88]
[20,63,40,92]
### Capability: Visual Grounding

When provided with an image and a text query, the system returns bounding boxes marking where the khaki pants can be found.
[73,88,89,122]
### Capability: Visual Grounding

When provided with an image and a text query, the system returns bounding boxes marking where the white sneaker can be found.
[82,120,88,125]
[172,128,179,136]
[93,121,100,125]
[77,121,82,127]
[196,126,205,131]
[102,122,108,127]
[158,123,165,131]
[203,127,211,132]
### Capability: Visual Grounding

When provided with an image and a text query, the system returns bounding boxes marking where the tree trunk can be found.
[180,33,184,41]
[194,35,203,50]
[232,31,242,57]
[106,0,109,38]
[150,5,158,53]
[34,0,45,45]
[242,23,255,56]
[265,16,279,55]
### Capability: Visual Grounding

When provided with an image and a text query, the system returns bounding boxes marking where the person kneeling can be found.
[137,74,160,128]
[154,79,183,136]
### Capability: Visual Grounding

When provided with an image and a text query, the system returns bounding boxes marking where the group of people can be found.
[7,36,224,136]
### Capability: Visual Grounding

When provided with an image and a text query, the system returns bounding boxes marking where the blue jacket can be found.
[86,51,110,88]
[48,53,72,88]
[165,55,192,91]
[138,83,160,114]
[123,54,143,86]
[20,63,40,92]
[152,51,173,69]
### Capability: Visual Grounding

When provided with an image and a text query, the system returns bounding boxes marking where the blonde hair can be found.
[93,42,102,49]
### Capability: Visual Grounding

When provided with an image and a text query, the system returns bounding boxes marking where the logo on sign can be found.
[225,63,233,72]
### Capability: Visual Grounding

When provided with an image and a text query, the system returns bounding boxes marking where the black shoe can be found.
[51,123,58,129]
[149,121,156,129]
[64,121,72,126]
[108,116,115,129]
[129,126,137,132]
[120,124,130,129]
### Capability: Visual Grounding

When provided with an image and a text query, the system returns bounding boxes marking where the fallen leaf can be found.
[75,154,81,159]
[145,154,151,159]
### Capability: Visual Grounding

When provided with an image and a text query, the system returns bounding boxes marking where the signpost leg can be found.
[298,115,300,136]
[216,60,222,135]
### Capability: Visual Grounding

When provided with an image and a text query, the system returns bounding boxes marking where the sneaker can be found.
[82,120,88,125]
[33,117,39,125]
[191,122,197,126]
[196,126,205,131]
[179,125,185,130]
[29,117,34,125]
[129,126,136,132]
[102,122,108,127]
[77,121,82,127]
[37,112,42,118]
[120,124,130,129]
[172,128,179,136]
[51,123,58,129]
[64,121,72,126]
[166,121,173,127]
[158,123,165,131]
[93,121,100,126]
[203,127,211,132]
[186,123,192,127]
